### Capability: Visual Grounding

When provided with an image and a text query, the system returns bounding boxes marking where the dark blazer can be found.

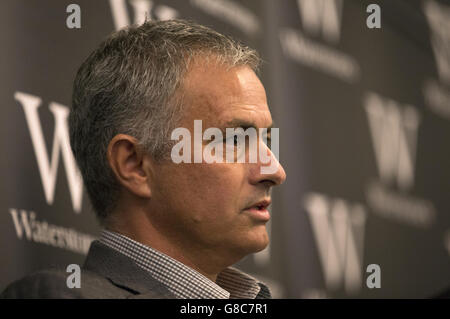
[0,240,176,299]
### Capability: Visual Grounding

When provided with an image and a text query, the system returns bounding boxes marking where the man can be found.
[1,19,286,299]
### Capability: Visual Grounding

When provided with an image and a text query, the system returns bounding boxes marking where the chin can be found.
[241,227,270,253]
[251,240,269,253]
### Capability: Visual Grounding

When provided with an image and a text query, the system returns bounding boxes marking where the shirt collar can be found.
[99,230,268,299]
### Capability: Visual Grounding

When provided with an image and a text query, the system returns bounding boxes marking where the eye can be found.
[224,135,240,147]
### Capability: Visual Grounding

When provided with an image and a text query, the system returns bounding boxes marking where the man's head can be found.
[70,20,286,272]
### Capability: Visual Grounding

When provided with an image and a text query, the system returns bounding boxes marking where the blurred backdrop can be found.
[1,0,449,298]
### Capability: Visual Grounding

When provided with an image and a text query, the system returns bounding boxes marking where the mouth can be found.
[243,199,271,221]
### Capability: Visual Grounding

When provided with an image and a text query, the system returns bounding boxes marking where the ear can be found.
[107,134,152,199]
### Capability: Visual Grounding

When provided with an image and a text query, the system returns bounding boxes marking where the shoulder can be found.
[1,268,77,299]
[1,267,126,299]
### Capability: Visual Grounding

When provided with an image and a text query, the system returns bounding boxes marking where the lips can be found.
[248,199,271,210]
[243,198,271,221]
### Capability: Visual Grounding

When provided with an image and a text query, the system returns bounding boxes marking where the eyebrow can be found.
[224,119,274,130]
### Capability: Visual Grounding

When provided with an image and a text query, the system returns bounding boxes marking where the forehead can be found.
[180,61,272,129]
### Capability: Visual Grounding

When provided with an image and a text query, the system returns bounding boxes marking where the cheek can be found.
[152,163,268,250]
[156,163,247,222]
[190,165,246,217]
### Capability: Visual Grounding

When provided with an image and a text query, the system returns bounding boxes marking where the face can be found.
[146,60,286,263]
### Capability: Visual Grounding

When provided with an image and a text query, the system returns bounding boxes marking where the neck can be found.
[106,208,236,282]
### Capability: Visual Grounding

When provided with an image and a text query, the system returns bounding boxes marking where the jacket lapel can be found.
[83,240,176,298]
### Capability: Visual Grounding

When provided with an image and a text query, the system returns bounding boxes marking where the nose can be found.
[274,161,287,186]
[249,140,287,187]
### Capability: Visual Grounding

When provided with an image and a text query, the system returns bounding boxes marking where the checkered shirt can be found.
[99,230,271,299]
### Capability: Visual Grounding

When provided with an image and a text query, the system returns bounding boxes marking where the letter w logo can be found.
[364,92,420,191]
[297,0,343,43]
[15,92,83,213]
[424,0,450,85]
[303,193,367,294]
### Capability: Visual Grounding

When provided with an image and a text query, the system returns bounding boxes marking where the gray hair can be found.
[70,19,261,222]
